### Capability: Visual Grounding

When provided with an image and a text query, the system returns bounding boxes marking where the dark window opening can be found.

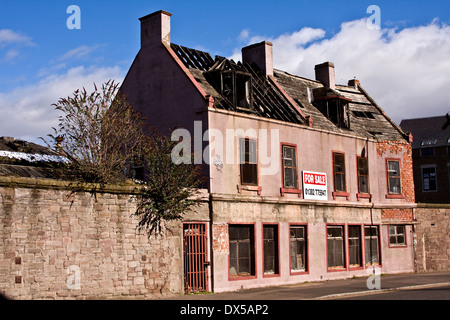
[357,157,369,194]
[263,225,279,275]
[422,167,437,191]
[389,225,406,246]
[316,99,350,129]
[327,226,345,268]
[420,148,435,157]
[333,153,346,192]
[348,226,362,267]
[282,145,298,189]
[229,225,255,277]
[240,138,258,185]
[387,160,401,195]
[290,226,307,272]
[365,226,380,265]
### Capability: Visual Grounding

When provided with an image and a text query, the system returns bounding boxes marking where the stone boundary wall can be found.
[0,177,185,300]
[414,204,450,273]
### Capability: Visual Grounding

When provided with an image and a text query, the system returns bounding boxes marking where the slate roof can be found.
[0,137,67,179]
[171,43,408,142]
[400,115,450,148]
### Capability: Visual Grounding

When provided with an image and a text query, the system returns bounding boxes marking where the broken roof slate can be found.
[171,43,407,142]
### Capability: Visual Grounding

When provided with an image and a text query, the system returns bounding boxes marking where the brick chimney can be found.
[242,41,274,77]
[139,10,172,48]
[315,62,335,90]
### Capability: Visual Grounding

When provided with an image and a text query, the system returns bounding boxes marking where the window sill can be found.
[263,273,280,278]
[327,266,347,272]
[385,194,405,199]
[357,193,372,201]
[228,274,257,281]
[290,270,309,276]
[280,187,302,197]
[332,191,350,200]
[237,185,262,195]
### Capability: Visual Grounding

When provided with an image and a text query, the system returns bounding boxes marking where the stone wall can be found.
[0,177,186,300]
[414,204,450,273]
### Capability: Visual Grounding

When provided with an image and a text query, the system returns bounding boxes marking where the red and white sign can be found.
[302,171,327,200]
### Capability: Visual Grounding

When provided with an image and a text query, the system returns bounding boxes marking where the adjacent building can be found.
[400,115,450,204]
[120,10,416,293]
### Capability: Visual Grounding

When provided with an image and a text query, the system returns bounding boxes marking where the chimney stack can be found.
[139,10,172,48]
[242,41,274,77]
[315,62,335,90]
[348,79,360,88]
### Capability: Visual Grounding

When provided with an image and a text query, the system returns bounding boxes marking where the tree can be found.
[43,80,146,185]
[134,131,206,236]
[44,80,205,236]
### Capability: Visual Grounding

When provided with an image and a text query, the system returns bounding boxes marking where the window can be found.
[333,153,346,192]
[282,145,298,189]
[389,225,406,247]
[263,225,279,275]
[357,157,369,194]
[290,225,307,273]
[387,160,401,195]
[365,226,380,265]
[420,147,434,157]
[422,166,437,191]
[240,138,257,185]
[348,226,362,267]
[229,225,255,277]
[327,226,345,269]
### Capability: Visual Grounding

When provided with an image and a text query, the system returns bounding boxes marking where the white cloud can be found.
[233,19,450,123]
[0,66,125,144]
[0,29,34,47]
[59,45,101,61]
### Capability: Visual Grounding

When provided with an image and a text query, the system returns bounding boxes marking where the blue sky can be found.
[1,0,450,142]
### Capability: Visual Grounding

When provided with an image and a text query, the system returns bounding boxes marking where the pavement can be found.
[167,271,450,300]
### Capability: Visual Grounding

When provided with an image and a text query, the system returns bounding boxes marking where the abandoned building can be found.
[400,115,450,204]
[119,10,417,293]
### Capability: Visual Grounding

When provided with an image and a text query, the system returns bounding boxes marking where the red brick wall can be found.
[377,140,415,204]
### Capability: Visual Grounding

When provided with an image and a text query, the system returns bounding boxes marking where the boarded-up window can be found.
[282,145,298,189]
[333,153,346,192]
[290,226,307,272]
[348,226,362,267]
[263,225,279,275]
[327,226,345,268]
[229,225,255,277]
[389,225,406,246]
[357,157,369,194]
[387,160,401,194]
[365,226,380,265]
[240,138,258,185]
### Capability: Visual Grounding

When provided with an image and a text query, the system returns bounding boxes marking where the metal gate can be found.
[183,223,209,293]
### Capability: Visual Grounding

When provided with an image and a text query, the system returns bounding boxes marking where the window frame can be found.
[347,224,363,269]
[262,223,280,278]
[239,138,258,186]
[332,152,349,200]
[385,158,404,198]
[228,223,257,280]
[326,224,346,271]
[289,223,309,275]
[356,156,372,201]
[421,164,438,192]
[388,225,407,248]
[364,225,381,267]
[280,143,301,197]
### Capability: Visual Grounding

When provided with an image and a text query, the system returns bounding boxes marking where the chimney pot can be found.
[242,41,274,77]
[348,79,360,88]
[139,10,172,48]
[315,62,335,90]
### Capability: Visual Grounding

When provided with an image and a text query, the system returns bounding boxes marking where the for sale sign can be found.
[302,171,327,200]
